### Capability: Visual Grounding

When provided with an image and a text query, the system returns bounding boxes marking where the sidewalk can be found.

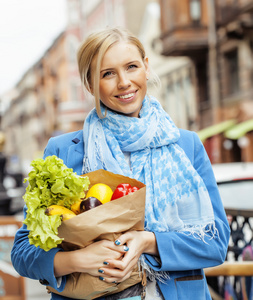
[25,277,50,300]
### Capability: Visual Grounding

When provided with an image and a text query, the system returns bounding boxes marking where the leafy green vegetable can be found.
[23,155,90,251]
[26,208,62,251]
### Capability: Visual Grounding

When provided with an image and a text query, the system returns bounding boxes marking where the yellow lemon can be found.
[86,183,113,204]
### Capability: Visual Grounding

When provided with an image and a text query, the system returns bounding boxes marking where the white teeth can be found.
[118,93,134,99]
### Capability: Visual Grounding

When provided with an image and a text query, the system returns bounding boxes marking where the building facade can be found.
[2,33,71,173]
[159,0,253,163]
[1,0,199,175]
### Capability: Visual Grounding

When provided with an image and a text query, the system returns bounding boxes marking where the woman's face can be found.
[91,41,149,118]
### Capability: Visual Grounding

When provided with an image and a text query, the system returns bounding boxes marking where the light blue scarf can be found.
[82,96,215,236]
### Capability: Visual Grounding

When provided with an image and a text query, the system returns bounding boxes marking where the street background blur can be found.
[1,0,253,299]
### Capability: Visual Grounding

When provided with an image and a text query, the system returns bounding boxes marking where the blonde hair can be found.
[77,27,147,118]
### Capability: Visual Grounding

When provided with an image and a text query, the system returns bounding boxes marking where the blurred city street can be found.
[1,0,253,299]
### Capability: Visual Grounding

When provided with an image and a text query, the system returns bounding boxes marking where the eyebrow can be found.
[100,60,140,73]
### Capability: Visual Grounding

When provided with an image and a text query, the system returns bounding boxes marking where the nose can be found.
[117,72,131,89]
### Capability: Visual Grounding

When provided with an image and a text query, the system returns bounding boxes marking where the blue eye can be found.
[128,64,137,69]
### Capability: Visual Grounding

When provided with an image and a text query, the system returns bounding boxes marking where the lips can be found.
[115,90,137,101]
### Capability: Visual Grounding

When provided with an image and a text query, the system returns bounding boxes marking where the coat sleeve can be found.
[144,131,230,272]
[11,138,66,292]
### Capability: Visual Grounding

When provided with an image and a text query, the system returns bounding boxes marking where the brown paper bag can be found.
[48,169,146,300]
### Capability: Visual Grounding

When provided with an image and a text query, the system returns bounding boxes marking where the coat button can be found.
[39,279,49,285]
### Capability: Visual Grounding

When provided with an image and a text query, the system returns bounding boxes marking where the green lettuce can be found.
[23,155,90,251]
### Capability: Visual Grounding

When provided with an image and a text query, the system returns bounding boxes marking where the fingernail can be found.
[99,276,105,281]
[98,269,104,273]
[103,261,109,265]
[115,239,121,245]
[123,245,129,252]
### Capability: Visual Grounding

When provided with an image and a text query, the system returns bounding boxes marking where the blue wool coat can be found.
[11,129,230,300]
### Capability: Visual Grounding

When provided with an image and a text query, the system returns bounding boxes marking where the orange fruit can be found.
[86,183,113,204]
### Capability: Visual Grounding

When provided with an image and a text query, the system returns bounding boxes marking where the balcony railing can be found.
[160,26,208,57]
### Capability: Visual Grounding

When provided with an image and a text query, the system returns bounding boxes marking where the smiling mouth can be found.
[116,90,137,100]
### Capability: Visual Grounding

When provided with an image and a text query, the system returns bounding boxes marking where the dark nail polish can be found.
[103,261,109,265]
[98,269,104,273]
[115,239,121,245]
[99,276,105,281]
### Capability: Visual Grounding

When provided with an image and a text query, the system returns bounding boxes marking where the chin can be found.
[122,105,142,118]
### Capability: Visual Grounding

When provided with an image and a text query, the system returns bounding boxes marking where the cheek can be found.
[100,80,115,93]
[136,70,147,85]
[99,83,108,97]
[99,82,115,104]
[139,74,148,90]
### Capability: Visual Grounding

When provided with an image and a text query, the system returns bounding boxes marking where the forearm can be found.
[54,251,77,277]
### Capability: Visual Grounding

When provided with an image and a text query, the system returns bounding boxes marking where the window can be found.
[224,49,239,95]
[182,75,196,128]
[189,0,202,25]
[196,59,209,105]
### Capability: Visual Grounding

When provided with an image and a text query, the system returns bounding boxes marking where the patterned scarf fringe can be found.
[139,256,170,284]
[181,222,219,243]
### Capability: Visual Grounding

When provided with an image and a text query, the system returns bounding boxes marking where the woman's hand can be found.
[54,239,128,278]
[97,231,158,283]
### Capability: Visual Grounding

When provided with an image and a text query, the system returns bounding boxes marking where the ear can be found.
[144,56,150,78]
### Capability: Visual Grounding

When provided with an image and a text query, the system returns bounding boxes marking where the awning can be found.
[225,119,253,140]
[197,120,237,142]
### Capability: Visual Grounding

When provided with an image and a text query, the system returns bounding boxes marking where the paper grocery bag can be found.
[47,169,146,300]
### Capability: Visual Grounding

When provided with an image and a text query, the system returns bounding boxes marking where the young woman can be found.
[11,27,230,300]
